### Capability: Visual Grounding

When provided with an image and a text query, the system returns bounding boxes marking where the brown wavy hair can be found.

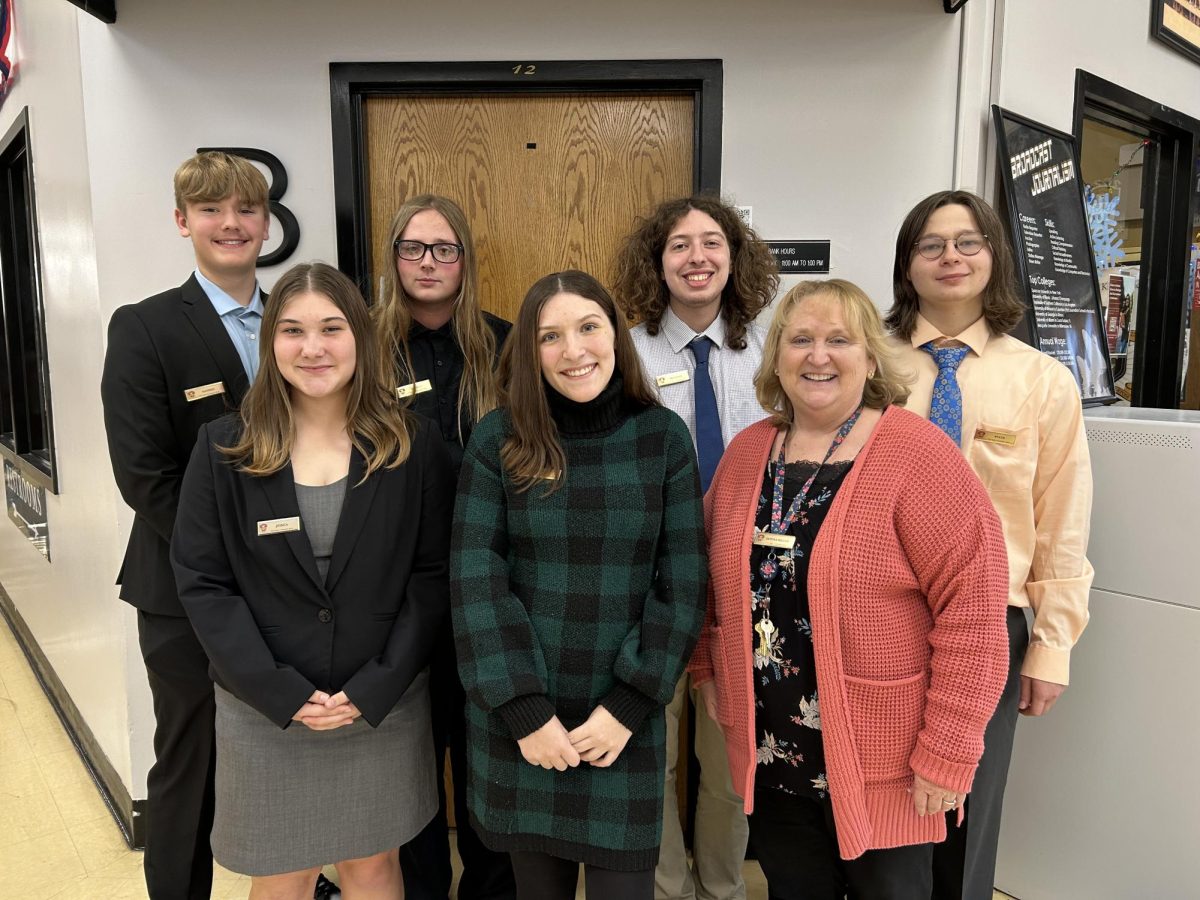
[611,194,778,349]
[222,263,412,481]
[498,270,658,493]
[373,194,500,443]
[886,190,1025,339]
[757,279,912,427]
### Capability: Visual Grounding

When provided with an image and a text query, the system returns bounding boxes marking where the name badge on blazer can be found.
[184,381,225,402]
[752,529,796,550]
[656,370,690,388]
[257,516,301,536]
[396,379,433,399]
[974,427,1018,447]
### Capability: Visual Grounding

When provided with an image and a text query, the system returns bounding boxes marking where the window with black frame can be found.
[0,107,56,490]
[1074,70,1200,410]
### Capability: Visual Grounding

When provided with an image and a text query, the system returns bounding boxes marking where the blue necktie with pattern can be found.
[688,336,724,492]
[921,342,970,447]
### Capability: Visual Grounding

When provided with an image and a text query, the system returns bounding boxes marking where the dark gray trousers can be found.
[932,606,1030,900]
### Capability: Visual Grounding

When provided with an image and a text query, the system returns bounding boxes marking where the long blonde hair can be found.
[222,263,412,481]
[374,195,500,442]
[756,279,911,426]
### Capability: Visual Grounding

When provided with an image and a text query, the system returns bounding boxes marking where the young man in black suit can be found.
[101,151,270,900]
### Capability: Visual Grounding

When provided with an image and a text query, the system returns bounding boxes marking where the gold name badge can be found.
[656,370,690,388]
[257,516,301,536]
[974,428,1018,447]
[752,531,796,550]
[396,379,433,399]
[184,381,225,402]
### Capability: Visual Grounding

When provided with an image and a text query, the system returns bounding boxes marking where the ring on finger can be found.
[942,797,957,805]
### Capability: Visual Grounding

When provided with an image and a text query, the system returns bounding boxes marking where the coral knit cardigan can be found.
[689,406,1009,860]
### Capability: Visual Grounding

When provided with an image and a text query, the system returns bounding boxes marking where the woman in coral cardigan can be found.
[690,279,1009,899]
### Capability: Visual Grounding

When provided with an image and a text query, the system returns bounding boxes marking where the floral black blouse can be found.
[750,458,852,800]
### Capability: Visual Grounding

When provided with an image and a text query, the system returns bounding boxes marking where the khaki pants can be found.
[655,675,748,900]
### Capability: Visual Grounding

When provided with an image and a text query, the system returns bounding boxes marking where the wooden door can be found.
[363,92,693,317]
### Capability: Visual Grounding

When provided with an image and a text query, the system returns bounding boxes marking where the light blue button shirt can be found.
[195,269,265,380]
[630,306,768,447]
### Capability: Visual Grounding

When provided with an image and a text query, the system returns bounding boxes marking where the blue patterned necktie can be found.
[922,342,971,447]
[688,336,724,492]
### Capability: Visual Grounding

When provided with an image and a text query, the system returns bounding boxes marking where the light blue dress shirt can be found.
[630,306,767,448]
[195,269,265,380]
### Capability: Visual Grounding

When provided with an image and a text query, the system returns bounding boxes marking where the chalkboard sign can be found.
[992,105,1116,403]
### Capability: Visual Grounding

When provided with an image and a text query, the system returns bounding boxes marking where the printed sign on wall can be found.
[765,241,831,274]
[993,105,1116,404]
[4,458,48,560]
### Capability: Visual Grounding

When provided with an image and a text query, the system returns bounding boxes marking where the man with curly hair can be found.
[612,195,778,900]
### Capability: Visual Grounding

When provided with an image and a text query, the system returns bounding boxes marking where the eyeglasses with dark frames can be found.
[394,240,464,264]
[912,233,989,260]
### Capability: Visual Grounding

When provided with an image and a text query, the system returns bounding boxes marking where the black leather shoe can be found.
[314,873,341,899]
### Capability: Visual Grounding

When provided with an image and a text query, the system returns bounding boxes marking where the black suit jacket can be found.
[101,275,251,616]
[170,415,453,728]
[402,311,511,471]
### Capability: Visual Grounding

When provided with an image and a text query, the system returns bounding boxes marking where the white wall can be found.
[998,0,1200,135]
[4,0,965,801]
[0,3,140,788]
[79,0,962,313]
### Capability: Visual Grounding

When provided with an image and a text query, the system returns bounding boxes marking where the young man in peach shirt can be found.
[888,190,1094,900]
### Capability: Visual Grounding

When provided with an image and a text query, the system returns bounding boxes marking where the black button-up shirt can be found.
[401,312,511,470]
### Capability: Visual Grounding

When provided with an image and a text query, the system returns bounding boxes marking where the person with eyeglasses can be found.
[375,194,516,900]
[886,190,1094,900]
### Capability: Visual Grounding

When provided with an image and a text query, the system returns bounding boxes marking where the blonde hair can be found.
[173,151,268,212]
[756,279,911,426]
[221,263,412,481]
[373,195,499,444]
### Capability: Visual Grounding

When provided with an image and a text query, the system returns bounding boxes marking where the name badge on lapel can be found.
[974,428,1018,447]
[184,381,225,402]
[656,370,690,388]
[257,516,301,536]
[396,380,433,399]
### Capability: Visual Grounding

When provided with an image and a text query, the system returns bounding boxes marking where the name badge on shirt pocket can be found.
[396,379,433,399]
[656,370,690,388]
[974,427,1018,447]
[257,516,301,536]
[184,381,225,402]
[753,530,796,550]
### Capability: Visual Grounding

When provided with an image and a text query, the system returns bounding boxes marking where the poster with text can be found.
[993,106,1116,403]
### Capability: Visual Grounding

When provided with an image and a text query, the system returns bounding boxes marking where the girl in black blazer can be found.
[171,262,452,896]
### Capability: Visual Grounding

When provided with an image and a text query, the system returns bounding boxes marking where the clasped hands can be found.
[517,706,632,771]
[292,690,362,731]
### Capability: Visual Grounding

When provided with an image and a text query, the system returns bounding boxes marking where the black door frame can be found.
[329,59,723,295]
[1073,70,1200,407]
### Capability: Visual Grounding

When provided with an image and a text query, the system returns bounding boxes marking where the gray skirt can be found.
[212,671,436,876]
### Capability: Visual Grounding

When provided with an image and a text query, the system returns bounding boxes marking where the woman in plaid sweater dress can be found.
[451,271,707,899]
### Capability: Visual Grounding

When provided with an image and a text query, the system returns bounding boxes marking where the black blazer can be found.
[170,415,453,728]
[101,275,252,615]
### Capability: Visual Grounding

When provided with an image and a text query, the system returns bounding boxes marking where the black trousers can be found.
[932,606,1030,900]
[509,851,654,900]
[401,629,515,900]
[748,787,933,900]
[137,610,216,900]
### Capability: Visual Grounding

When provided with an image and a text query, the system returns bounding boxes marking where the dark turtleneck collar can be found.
[545,373,628,437]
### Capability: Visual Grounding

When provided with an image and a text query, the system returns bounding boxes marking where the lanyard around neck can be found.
[767,404,863,535]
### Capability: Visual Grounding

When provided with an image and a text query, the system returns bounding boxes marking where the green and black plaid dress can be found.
[450,377,707,871]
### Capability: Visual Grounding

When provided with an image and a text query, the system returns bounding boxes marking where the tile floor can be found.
[0,614,1014,899]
